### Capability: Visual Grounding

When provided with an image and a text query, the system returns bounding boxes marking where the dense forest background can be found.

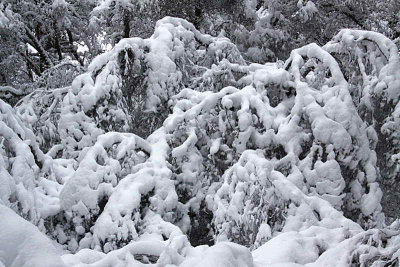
[1,0,400,266]
[1,0,399,88]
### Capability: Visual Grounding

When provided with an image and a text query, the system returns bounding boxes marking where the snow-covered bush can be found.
[47,17,245,158]
[0,99,61,224]
[2,15,400,267]
[324,29,400,219]
[55,132,150,251]
[164,41,384,249]
[16,86,69,153]
[213,150,288,249]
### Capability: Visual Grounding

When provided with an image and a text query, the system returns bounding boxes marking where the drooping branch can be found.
[23,24,54,68]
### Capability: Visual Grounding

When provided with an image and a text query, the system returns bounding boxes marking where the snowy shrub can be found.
[57,132,150,251]
[213,150,288,249]
[324,29,400,219]
[16,86,69,153]
[50,17,246,159]
[0,99,60,223]
[1,15,400,267]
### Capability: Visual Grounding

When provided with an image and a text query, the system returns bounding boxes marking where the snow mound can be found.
[0,204,65,267]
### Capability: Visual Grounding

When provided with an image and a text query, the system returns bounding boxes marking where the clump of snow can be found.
[297,0,318,22]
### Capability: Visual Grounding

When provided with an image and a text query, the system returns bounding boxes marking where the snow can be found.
[0,5,10,28]
[297,0,318,22]
[1,15,400,267]
[180,242,254,267]
[0,204,66,267]
[253,231,320,265]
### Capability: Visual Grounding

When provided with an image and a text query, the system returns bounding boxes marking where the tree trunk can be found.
[67,29,84,66]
